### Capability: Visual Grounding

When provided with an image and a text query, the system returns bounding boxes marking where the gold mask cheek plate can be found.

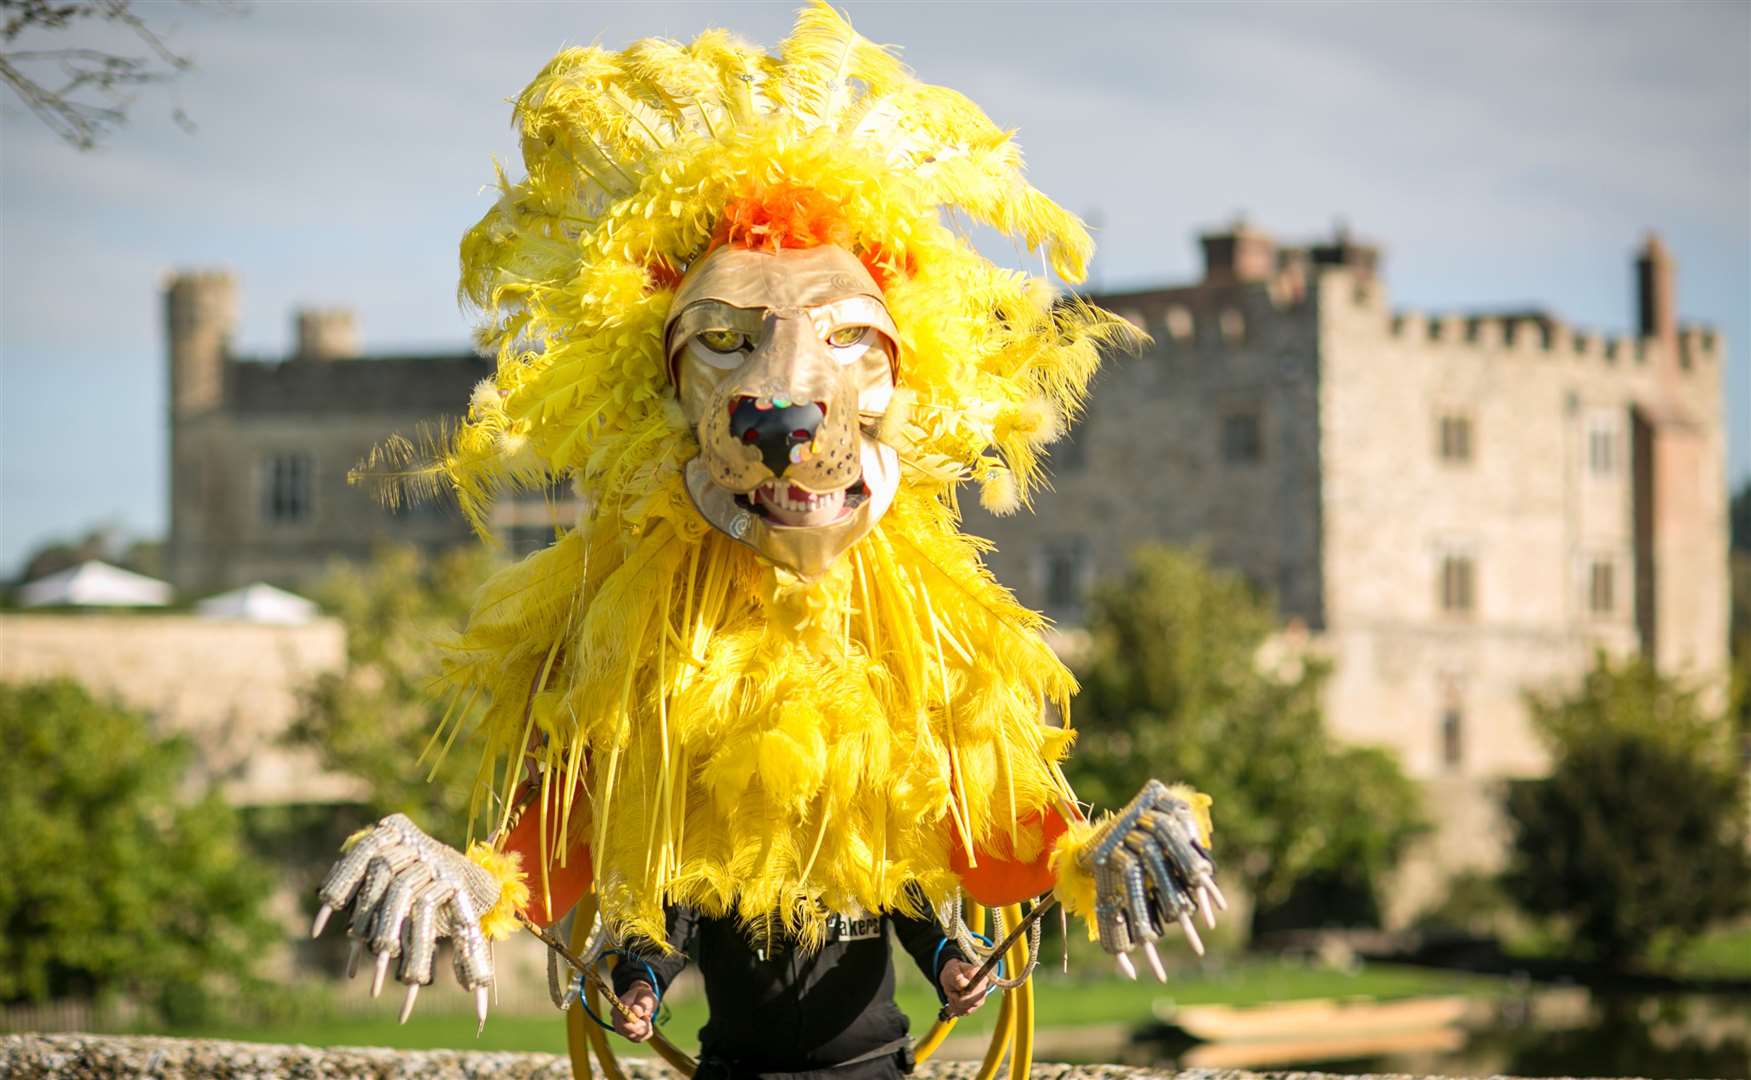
[677,353,768,492]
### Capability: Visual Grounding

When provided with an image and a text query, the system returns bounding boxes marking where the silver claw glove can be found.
[1082,779,1227,981]
[310,813,501,1032]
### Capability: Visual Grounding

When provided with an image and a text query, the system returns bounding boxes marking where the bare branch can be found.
[0,0,223,150]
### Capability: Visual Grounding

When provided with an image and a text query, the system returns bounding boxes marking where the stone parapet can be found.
[2,1034,1613,1080]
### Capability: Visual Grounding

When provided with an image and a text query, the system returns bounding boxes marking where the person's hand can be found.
[612,980,659,1042]
[938,958,991,1017]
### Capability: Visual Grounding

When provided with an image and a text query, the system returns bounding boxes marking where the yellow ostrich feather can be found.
[409,2,1143,947]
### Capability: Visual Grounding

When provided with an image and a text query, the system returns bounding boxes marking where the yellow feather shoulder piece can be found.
[467,842,531,943]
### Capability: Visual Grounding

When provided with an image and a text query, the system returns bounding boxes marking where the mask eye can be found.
[698,328,749,354]
[826,325,869,348]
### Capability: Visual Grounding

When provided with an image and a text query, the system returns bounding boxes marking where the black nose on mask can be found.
[729,396,827,478]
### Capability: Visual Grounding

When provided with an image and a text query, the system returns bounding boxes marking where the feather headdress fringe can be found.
[408,2,1141,946]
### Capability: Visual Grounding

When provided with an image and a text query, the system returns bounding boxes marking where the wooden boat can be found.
[1181,1024,1466,1069]
[1155,994,1472,1042]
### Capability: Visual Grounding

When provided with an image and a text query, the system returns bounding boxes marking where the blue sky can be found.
[2,0,1746,576]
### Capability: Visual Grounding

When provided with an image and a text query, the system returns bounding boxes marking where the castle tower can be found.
[293,307,359,362]
[164,271,237,591]
[166,271,237,418]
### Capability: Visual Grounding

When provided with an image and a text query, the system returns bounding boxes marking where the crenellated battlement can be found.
[1387,307,1717,373]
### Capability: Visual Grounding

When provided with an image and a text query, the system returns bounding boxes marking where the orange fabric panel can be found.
[950,807,1068,907]
[501,802,594,928]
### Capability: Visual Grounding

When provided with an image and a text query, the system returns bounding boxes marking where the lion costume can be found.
[313,6,1223,1076]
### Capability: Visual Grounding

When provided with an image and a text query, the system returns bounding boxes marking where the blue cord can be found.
[576,950,665,1033]
[933,930,1004,1000]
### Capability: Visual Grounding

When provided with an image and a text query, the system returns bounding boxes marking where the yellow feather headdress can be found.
[415,2,1142,946]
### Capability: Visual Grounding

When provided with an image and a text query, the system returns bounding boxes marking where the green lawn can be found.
[1504,921,1751,979]
[1667,924,1751,980]
[153,958,1507,1055]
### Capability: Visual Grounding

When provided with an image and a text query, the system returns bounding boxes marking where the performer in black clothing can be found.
[609,905,992,1080]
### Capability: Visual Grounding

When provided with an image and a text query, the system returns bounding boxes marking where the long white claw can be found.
[1143,940,1167,982]
[474,986,490,1036]
[1197,886,1217,929]
[1206,877,1230,912]
[345,939,363,979]
[1115,951,1137,980]
[1178,911,1206,957]
[311,904,333,939]
[398,983,419,1024]
[372,951,391,998]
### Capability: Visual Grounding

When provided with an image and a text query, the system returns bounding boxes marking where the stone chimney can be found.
[1199,216,1277,286]
[1635,232,1676,350]
[294,308,359,361]
[1307,219,1380,283]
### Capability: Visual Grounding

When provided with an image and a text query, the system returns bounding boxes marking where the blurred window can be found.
[1440,708,1464,769]
[1041,541,1087,615]
[1222,411,1262,464]
[1165,305,1194,342]
[264,453,311,524]
[1439,554,1475,615]
[1588,558,1615,615]
[1438,413,1473,463]
[1587,411,1617,475]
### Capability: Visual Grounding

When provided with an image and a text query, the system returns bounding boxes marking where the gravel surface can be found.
[0,1033,1599,1080]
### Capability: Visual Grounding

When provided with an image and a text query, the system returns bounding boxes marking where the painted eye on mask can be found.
[826,325,874,364]
[688,328,753,370]
[699,328,750,354]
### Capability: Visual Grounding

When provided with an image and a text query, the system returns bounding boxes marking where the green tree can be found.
[1068,545,1427,929]
[0,679,276,1023]
[1729,480,1750,744]
[288,543,496,843]
[1504,654,1750,969]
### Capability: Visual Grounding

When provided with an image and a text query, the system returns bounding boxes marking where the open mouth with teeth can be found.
[738,477,871,527]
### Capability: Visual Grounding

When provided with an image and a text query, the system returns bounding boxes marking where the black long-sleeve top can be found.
[610,904,966,1077]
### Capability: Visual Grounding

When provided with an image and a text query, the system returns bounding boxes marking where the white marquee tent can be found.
[17,561,173,608]
[194,582,319,625]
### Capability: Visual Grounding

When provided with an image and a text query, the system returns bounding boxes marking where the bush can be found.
[0,680,276,1023]
[288,543,496,842]
[1068,545,1427,931]
[1503,655,1750,968]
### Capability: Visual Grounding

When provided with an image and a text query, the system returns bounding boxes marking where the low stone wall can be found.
[0,1033,1547,1080]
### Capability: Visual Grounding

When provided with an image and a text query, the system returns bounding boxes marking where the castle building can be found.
[163,274,569,592]
[163,225,1729,903]
[969,223,1728,901]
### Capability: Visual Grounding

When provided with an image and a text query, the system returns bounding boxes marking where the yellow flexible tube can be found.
[1003,904,1034,1080]
[971,982,1016,1080]
[565,893,698,1079]
[565,894,625,1080]
[913,900,987,1063]
[1009,976,1034,1080]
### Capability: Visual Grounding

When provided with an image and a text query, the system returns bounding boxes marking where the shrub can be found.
[1503,655,1750,968]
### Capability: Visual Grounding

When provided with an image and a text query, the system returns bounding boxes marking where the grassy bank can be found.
[147,958,1508,1055]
